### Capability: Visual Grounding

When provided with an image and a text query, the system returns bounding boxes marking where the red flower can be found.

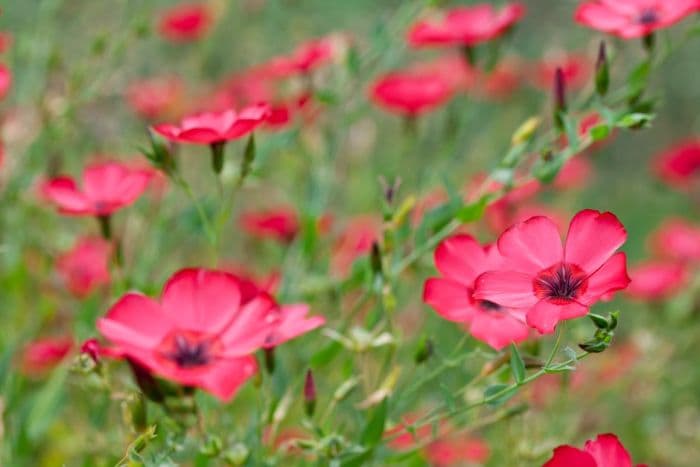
[126,76,184,120]
[483,178,541,234]
[544,433,646,467]
[0,63,11,100]
[158,2,212,43]
[554,157,594,190]
[240,207,300,244]
[56,237,112,298]
[20,337,73,375]
[407,3,525,48]
[262,37,336,78]
[575,0,698,39]
[97,268,324,401]
[424,235,530,349]
[370,69,455,116]
[474,210,631,334]
[531,53,592,91]
[331,216,379,277]
[425,436,490,466]
[652,139,700,190]
[152,105,270,145]
[41,161,153,216]
[651,218,700,263]
[626,261,688,301]
[475,57,523,100]
[409,54,477,93]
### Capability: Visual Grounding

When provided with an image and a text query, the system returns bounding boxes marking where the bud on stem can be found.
[595,41,609,97]
[264,347,275,374]
[553,67,567,132]
[210,141,226,175]
[304,369,317,417]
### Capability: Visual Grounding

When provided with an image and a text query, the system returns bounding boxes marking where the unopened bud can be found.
[413,336,434,364]
[264,347,275,374]
[80,338,101,364]
[595,41,610,96]
[370,242,383,275]
[553,67,566,131]
[304,369,317,417]
[210,141,226,175]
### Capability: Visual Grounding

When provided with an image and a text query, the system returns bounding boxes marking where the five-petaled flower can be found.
[474,209,631,334]
[652,139,700,190]
[407,3,525,48]
[97,268,324,401]
[544,433,647,467]
[56,236,112,298]
[41,161,153,216]
[575,0,698,39]
[424,234,530,350]
[240,206,300,244]
[158,2,212,43]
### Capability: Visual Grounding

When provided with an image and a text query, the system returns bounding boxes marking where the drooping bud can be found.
[553,67,566,131]
[237,134,256,185]
[595,41,609,96]
[303,369,317,417]
[210,141,226,175]
[80,338,101,364]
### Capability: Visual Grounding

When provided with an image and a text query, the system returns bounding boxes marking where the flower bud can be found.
[80,338,101,364]
[264,347,275,374]
[370,242,383,276]
[210,141,226,175]
[413,336,434,364]
[304,369,317,417]
[595,41,609,96]
[553,67,566,131]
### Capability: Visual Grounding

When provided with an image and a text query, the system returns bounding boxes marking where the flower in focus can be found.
[626,261,688,301]
[575,0,698,39]
[474,210,631,334]
[652,139,700,190]
[20,337,73,375]
[158,2,212,43]
[331,216,379,277]
[152,105,270,145]
[531,53,592,91]
[407,3,525,48]
[650,218,700,263]
[56,237,112,298]
[370,69,455,117]
[0,63,11,100]
[544,433,646,467]
[97,268,324,401]
[424,234,530,350]
[240,206,300,244]
[41,161,153,216]
[126,76,184,120]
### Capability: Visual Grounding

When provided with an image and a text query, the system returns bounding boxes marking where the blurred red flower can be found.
[240,206,300,244]
[426,436,491,466]
[651,218,700,263]
[475,210,631,334]
[544,433,646,467]
[575,0,697,39]
[409,54,477,93]
[331,216,379,277]
[531,53,592,91]
[57,236,112,298]
[152,105,270,145]
[262,37,336,78]
[370,69,455,117]
[0,32,12,53]
[97,268,324,401]
[424,235,530,350]
[126,76,184,120]
[407,3,525,48]
[626,261,688,301]
[41,161,153,216]
[20,337,73,375]
[0,63,11,100]
[475,57,523,100]
[554,156,594,191]
[652,139,700,190]
[158,2,212,43]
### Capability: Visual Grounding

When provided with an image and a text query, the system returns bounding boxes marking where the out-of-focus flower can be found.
[370,69,455,117]
[262,37,336,78]
[483,178,541,234]
[0,63,11,99]
[544,433,646,467]
[97,268,324,401]
[407,3,525,48]
[158,2,212,43]
[152,105,270,145]
[474,210,631,334]
[475,57,522,100]
[409,54,477,93]
[652,139,700,190]
[240,206,300,244]
[126,76,184,120]
[650,218,700,263]
[554,157,594,190]
[425,435,491,467]
[0,32,12,53]
[385,413,438,451]
[575,0,698,39]
[20,337,73,375]
[41,161,153,216]
[424,235,530,350]
[331,216,379,277]
[626,261,688,301]
[531,53,592,91]
[56,237,112,298]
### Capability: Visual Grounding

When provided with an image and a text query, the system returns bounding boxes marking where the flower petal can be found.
[497,216,563,273]
[198,356,258,402]
[564,209,626,273]
[584,433,633,467]
[97,293,172,349]
[218,293,279,356]
[468,310,529,350]
[526,300,588,334]
[42,177,91,214]
[423,278,476,323]
[434,234,491,284]
[473,271,539,308]
[580,252,631,305]
[543,445,597,467]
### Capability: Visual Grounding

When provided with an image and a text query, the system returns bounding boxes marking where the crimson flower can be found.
[407,3,525,48]
[262,37,336,78]
[424,235,530,350]
[240,207,300,244]
[651,219,700,263]
[42,161,153,216]
[474,210,631,334]
[158,2,212,43]
[0,63,11,100]
[652,139,700,190]
[20,338,73,375]
[626,261,688,301]
[544,433,646,467]
[126,76,184,120]
[575,0,698,39]
[56,237,112,298]
[152,105,270,145]
[97,268,324,401]
[370,69,454,117]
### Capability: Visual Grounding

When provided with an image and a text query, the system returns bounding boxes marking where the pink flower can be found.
[331,216,379,277]
[544,433,646,467]
[474,210,631,334]
[426,436,491,467]
[424,235,530,350]
[650,218,700,262]
[531,53,592,91]
[97,268,324,401]
[407,3,525,48]
[370,69,455,117]
[483,179,541,234]
[626,261,688,301]
[56,237,112,298]
[41,161,153,216]
[126,76,184,120]
[158,2,212,43]
[554,157,594,190]
[475,57,522,100]
[240,207,300,244]
[20,338,73,375]
[575,0,698,39]
[0,63,11,100]
[652,139,700,190]
[152,105,270,145]
[262,37,336,78]
[409,54,477,93]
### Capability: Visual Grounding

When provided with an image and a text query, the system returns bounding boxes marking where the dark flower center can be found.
[478,299,503,312]
[637,9,659,26]
[533,263,588,304]
[166,334,211,368]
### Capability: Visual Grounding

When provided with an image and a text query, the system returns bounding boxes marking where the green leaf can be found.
[616,112,655,129]
[589,124,610,142]
[456,195,490,223]
[510,344,526,384]
[626,59,651,100]
[483,384,517,407]
[360,397,388,447]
